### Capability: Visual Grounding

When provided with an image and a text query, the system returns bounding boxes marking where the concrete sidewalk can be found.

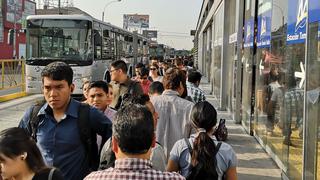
[199,77,282,180]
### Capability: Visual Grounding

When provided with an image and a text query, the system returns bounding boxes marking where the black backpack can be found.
[114,80,141,110]
[28,100,99,171]
[184,138,222,180]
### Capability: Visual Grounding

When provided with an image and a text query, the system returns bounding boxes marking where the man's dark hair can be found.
[41,61,73,85]
[163,68,184,90]
[188,70,202,84]
[122,94,150,107]
[113,104,154,154]
[149,81,164,95]
[140,67,149,77]
[183,60,189,66]
[111,60,128,73]
[135,62,144,69]
[88,81,109,94]
[188,61,194,67]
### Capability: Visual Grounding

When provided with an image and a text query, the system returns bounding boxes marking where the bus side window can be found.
[94,29,102,59]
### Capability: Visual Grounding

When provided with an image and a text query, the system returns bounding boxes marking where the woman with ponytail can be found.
[167,101,237,180]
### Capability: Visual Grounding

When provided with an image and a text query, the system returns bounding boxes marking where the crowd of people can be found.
[0,57,238,180]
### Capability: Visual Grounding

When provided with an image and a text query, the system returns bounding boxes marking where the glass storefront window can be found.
[226,0,237,112]
[212,5,223,99]
[304,20,320,180]
[241,0,255,133]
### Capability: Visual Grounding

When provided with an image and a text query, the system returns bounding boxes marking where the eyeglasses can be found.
[110,69,119,73]
[150,68,157,70]
[140,77,148,80]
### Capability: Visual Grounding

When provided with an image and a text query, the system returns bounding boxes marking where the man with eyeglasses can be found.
[109,60,143,110]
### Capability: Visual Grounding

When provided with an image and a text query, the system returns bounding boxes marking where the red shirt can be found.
[140,79,152,94]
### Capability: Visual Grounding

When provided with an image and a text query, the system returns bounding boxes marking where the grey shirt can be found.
[169,134,237,179]
[151,90,194,157]
[100,138,167,171]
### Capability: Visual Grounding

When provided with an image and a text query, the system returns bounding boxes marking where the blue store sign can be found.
[309,0,320,23]
[257,10,272,48]
[244,18,254,48]
[286,0,307,44]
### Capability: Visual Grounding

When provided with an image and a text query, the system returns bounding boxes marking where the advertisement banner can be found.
[123,14,149,29]
[6,0,23,23]
[309,0,320,23]
[244,18,254,48]
[257,10,272,48]
[143,30,157,38]
[286,0,307,44]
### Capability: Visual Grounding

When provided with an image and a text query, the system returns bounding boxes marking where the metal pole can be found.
[58,0,61,14]
[13,0,17,59]
[102,0,121,22]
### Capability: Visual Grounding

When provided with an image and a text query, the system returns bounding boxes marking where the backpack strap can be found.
[48,168,55,180]
[184,138,192,155]
[28,100,46,141]
[213,142,222,156]
[77,103,98,171]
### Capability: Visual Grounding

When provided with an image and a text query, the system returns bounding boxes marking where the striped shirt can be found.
[84,158,185,180]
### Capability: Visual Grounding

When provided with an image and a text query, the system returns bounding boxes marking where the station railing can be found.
[0,59,26,102]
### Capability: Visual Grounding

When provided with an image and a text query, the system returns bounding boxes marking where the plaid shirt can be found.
[186,82,206,103]
[84,158,185,180]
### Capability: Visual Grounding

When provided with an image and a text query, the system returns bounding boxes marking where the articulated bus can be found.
[25,14,149,95]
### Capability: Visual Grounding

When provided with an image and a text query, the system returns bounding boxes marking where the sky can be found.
[74,0,203,50]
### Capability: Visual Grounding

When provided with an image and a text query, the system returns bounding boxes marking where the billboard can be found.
[123,14,149,29]
[309,0,320,23]
[257,1,272,48]
[244,18,254,48]
[286,0,307,44]
[6,0,23,23]
[143,30,157,38]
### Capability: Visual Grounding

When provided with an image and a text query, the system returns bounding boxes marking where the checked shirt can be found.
[84,158,185,180]
[186,81,206,103]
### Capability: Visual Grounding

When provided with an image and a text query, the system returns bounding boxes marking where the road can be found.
[0,94,43,131]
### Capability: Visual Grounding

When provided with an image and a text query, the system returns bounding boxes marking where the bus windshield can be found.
[27,19,93,64]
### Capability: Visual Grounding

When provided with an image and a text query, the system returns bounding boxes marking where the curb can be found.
[0,94,44,109]
[0,92,27,102]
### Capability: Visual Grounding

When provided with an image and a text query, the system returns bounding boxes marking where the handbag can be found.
[214,119,228,141]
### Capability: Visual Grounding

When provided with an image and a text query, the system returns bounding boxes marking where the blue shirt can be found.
[169,134,237,179]
[19,99,112,180]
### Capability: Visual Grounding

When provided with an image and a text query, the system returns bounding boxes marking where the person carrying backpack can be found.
[109,60,143,110]
[18,62,112,180]
[167,101,237,180]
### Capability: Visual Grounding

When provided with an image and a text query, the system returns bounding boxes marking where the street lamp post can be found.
[102,0,121,22]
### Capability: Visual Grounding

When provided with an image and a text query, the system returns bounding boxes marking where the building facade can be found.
[194,0,320,179]
[0,0,36,59]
